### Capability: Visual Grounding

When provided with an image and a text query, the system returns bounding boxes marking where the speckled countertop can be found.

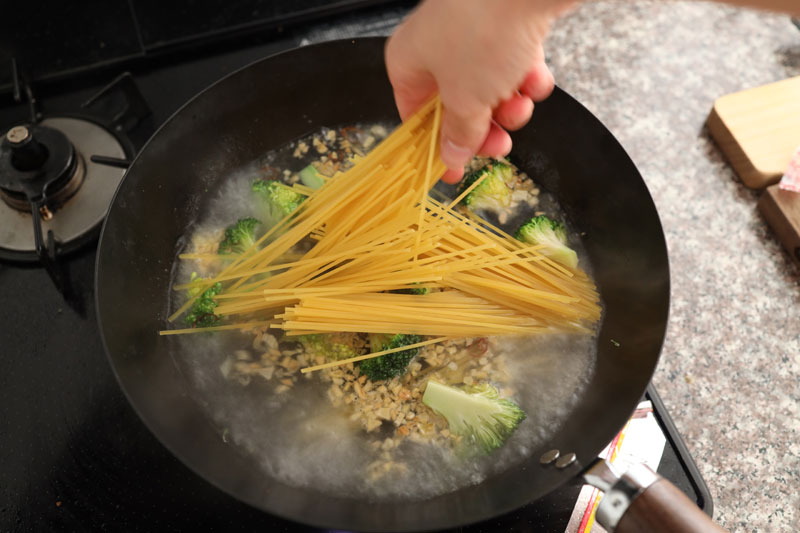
[304,2,800,530]
[545,2,800,531]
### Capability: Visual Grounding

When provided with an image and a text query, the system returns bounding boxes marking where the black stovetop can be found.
[0,4,711,532]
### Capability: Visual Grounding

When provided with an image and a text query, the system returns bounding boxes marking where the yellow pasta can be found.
[164,94,601,373]
[300,336,451,374]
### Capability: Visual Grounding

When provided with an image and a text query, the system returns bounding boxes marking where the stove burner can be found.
[0,67,149,297]
[0,117,126,258]
[0,124,86,214]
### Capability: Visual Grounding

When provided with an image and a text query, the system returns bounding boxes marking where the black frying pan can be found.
[96,38,708,532]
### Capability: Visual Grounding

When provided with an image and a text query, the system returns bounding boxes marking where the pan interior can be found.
[167,122,601,501]
[96,38,668,532]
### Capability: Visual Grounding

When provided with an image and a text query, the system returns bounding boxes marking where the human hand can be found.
[385,0,574,183]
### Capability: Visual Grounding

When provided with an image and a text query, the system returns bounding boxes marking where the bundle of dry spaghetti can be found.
[164,95,601,360]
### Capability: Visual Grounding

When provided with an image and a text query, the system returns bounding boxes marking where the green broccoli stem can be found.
[422,380,526,455]
[514,214,579,268]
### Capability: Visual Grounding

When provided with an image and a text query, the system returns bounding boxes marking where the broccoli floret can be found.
[457,160,515,213]
[422,380,526,454]
[218,217,261,255]
[298,164,326,190]
[391,283,429,295]
[359,333,423,381]
[252,180,305,216]
[514,214,578,268]
[184,282,223,328]
[186,272,206,297]
[299,333,363,361]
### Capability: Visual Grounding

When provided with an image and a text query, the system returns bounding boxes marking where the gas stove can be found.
[0,3,712,532]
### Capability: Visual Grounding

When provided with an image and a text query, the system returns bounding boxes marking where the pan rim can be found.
[94,36,671,532]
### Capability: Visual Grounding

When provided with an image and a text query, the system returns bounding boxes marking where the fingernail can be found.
[440,139,473,169]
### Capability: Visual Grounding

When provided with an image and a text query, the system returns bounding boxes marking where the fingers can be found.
[439,105,492,171]
[425,63,552,183]
[478,122,512,158]
[441,167,465,185]
[520,60,555,102]
[493,92,534,131]
[386,17,556,184]
[439,122,511,184]
[392,84,437,122]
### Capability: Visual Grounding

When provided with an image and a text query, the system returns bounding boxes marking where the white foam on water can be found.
[167,126,600,501]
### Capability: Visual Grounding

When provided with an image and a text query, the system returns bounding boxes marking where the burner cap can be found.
[0,124,79,204]
[6,125,30,144]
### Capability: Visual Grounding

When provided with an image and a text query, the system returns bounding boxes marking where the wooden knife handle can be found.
[615,477,727,533]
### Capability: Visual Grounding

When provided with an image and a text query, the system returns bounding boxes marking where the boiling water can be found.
[168,125,600,500]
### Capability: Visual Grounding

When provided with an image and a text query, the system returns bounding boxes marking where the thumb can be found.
[439,103,492,172]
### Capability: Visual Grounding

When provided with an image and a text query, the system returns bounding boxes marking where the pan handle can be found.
[585,460,727,533]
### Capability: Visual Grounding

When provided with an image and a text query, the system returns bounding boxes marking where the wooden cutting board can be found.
[707,76,800,189]
[758,184,800,268]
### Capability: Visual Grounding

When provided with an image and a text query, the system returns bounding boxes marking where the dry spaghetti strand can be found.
[163,93,601,374]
